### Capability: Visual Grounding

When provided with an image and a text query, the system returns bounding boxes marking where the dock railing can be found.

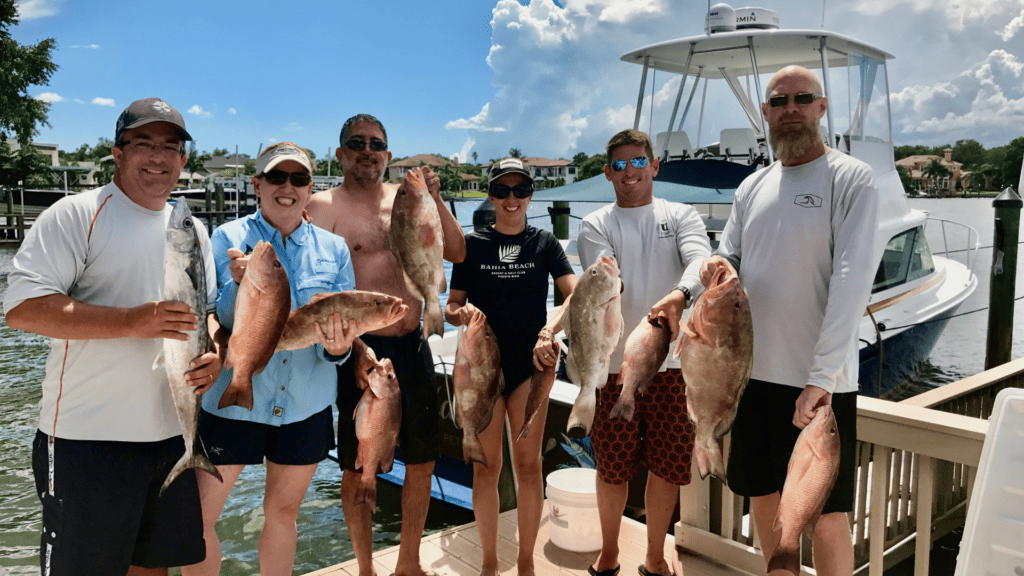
[675,358,1024,575]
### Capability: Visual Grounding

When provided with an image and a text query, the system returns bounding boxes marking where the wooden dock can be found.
[304,505,750,576]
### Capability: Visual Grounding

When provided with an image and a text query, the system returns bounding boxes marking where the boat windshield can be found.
[872,226,935,293]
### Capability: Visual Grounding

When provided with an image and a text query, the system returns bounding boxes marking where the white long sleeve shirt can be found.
[716,150,880,394]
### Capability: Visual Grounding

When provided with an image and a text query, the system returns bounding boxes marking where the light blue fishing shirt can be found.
[203,211,355,425]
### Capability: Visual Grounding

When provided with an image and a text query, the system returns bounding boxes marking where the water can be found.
[0,196,1019,574]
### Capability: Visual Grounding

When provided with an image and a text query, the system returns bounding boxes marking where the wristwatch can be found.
[674,285,691,306]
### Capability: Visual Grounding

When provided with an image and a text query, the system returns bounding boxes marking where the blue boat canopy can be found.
[530,175,736,204]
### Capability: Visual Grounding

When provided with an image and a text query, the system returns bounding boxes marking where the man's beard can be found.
[769,119,820,164]
[345,161,385,187]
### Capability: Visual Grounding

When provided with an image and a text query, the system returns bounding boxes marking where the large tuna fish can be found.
[353,357,402,511]
[453,311,503,466]
[564,255,623,434]
[220,240,291,410]
[517,348,558,441]
[274,291,408,352]
[768,406,841,576]
[675,265,753,480]
[389,168,446,338]
[608,316,672,421]
[158,198,223,492]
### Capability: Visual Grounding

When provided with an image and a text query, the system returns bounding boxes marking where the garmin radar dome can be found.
[707,4,780,33]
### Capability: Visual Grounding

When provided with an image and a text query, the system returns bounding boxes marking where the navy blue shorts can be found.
[337,329,440,470]
[31,430,205,575]
[726,379,857,514]
[197,405,335,466]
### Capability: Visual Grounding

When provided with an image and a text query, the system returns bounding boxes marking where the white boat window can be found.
[847,53,891,145]
[872,226,935,293]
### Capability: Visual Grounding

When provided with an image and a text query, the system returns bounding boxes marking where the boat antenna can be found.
[649,69,656,136]
[821,0,826,28]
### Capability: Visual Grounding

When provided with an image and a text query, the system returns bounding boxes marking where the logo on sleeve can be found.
[794,194,823,208]
[657,220,672,238]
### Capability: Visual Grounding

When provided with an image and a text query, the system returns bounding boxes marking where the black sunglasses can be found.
[489,183,534,199]
[344,138,388,152]
[767,92,822,108]
[610,156,649,172]
[262,170,312,187]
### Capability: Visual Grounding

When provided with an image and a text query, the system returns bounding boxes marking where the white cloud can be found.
[73,98,84,104]
[69,44,100,49]
[447,103,506,131]
[284,122,302,132]
[35,92,63,103]
[890,49,1024,144]
[855,0,1024,30]
[15,0,62,19]
[453,137,477,163]
[92,97,114,107]
[187,105,212,118]
[1000,9,1024,41]
[228,108,237,115]
[268,138,278,144]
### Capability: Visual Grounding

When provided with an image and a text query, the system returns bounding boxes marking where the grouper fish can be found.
[389,167,446,339]
[220,240,291,410]
[517,348,558,441]
[675,264,753,481]
[608,316,672,421]
[564,255,623,434]
[158,198,223,493]
[274,291,408,352]
[353,357,401,512]
[768,405,841,576]
[453,310,503,466]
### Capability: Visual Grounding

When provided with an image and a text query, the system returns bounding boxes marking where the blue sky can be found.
[13,0,1024,163]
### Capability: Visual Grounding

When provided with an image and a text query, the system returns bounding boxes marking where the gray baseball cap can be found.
[489,157,534,183]
[115,98,192,143]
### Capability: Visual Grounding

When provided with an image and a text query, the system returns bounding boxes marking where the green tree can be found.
[0,139,55,186]
[923,158,951,196]
[437,163,462,193]
[184,142,210,176]
[952,139,985,170]
[896,165,913,193]
[509,147,523,158]
[212,148,229,157]
[0,0,58,146]
[314,156,341,176]
[242,158,256,176]
[1000,137,1024,192]
[977,164,999,191]
[577,153,608,180]
[572,152,589,166]
[472,151,478,165]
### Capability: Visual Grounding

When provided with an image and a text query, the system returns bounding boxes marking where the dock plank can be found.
[306,502,751,576]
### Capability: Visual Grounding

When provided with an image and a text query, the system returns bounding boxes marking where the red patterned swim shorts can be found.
[591,369,695,486]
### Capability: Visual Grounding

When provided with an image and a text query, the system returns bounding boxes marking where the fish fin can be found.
[767,544,801,576]
[402,271,424,302]
[354,477,377,512]
[567,389,596,435]
[694,437,727,481]
[438,274,447,294]
[462,432,488,466]
[423,297,444,338]
[218,380,255,411]
[381,451,395,473]
[152,351,165,371]
[160,451,223,495]
[310,292,336,304]
[608,394,635,421]
[564,350,580,385]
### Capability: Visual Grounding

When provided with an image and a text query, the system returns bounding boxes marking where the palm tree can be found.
[923,158,951,196]
[472,151,478,165]
[509,147,522,158]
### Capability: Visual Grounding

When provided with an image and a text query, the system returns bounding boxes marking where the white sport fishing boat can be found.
[618,3,979,398]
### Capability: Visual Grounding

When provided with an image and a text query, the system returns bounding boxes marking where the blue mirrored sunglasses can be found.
[610,156,649,171]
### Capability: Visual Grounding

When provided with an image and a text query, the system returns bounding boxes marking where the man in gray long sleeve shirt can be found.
[701,66,880,576]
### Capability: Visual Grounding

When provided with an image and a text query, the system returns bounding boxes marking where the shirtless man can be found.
[307,113,466,576]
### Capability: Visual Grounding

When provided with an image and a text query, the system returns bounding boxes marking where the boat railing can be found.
[927,216,980,276]
[675,359,1024,575]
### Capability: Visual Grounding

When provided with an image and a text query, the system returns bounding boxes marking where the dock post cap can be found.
[993,187,1022,208]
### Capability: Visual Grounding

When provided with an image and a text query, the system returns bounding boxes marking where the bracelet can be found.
[538,327,555,341]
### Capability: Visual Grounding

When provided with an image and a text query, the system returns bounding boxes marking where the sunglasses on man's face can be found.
[610,156,649,172]
[489,183,534,199]
[262,170,312,187]
[767,92,822,108]
[343,138,388,152]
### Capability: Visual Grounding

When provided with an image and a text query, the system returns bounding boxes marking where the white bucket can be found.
[546,467,601,552]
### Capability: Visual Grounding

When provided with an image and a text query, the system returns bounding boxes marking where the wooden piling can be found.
[549,201,571,306]
[984,187,1022,370]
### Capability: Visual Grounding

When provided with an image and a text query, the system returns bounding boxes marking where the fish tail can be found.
[462,432,488,466]
[608,394,635,421]
[423,298,444,338]
[354,475,378,512]
[695,436,727,481]
[218,378,255,410]
[767,543,801,576]
[567,390,596,435]
[160,451,223,495]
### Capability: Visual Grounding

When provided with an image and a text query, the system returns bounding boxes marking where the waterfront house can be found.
[895,148,964,195]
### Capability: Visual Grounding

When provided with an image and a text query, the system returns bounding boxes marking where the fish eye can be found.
[590,269,597,275]
[387,374,395,380]
[273,261,281,268]
[183,218,193,229]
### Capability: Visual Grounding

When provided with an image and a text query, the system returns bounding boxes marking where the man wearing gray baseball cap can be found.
[4,97,222,576]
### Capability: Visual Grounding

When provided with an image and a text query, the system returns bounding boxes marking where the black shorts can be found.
[31,430,205,575]
[197,405,335,466]
[499,340,535,399]
[337,329,440,470]
[726,379,857,514]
